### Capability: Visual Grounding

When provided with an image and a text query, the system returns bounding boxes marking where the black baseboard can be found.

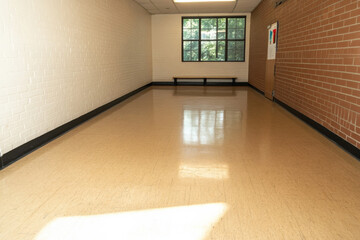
[1,83,152,170]
[152,81,249,86]
[248,83,265,95]
[152,81,174,86]
[274,98,360,160]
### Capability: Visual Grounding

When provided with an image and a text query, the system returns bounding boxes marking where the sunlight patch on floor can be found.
[35,203,228,240]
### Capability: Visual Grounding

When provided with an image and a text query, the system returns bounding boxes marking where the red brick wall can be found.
[249,0,360,149]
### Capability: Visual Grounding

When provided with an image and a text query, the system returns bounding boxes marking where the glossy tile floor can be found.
[1,86,360,240]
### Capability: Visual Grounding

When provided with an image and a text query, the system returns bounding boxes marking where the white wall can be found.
[152,13,251,82]
[0,0,152,154]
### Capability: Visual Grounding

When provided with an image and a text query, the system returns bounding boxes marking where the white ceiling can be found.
[134,0,263,14]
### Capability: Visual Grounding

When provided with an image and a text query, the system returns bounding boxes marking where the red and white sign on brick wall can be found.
[267,22,278,60]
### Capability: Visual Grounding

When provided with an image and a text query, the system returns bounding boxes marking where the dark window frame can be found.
[182,16,247,62]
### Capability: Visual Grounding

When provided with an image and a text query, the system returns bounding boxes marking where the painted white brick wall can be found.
[152,13,251,82]
[0,0,152,154]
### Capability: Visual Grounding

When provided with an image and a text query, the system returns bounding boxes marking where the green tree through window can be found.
[182,16,246,62]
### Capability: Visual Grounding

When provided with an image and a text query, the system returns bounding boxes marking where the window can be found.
[182,16,246,62]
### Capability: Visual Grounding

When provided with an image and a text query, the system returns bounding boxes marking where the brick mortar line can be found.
[278,61,360,68]
[281,41,360,47]
[277,68,360,80]
[276,73,360,91]
[276,74,360,101]
[279,43,360,51]
[277,72,360,91]
[279,61,360,67]
[277,65,360,77]
[277,60,359,66]
[285,23,360,38]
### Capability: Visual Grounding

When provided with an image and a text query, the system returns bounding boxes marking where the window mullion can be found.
[199,18,201,62]
[216,17,218,59]
[225,17,228,61]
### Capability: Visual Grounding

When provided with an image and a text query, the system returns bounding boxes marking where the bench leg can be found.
[204,78,207,86]
[174,78,177,86]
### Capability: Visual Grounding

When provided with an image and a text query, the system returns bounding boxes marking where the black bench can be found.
[173,76,237,86]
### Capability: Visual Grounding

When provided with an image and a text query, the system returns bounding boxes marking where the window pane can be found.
[191,19,199,28]
[228,29,244,39]
[218,29,226,39]
[191,51,199,61]
[184,41,198,51]
[228,29,245,40]
[238,29,245,39]
[183,19,191,29]
[228,29,235,40]
[218,18,226,29]
[201,18,217,29]
[183,41,190,51]
[201,41,216,61]
[201,18,217,40]
[217,18,226,40]
[183,51,191,61]
[228,18,245,40]
[191,29,199,40]
[183,50,199,61]
[184,29,199,40]
[183,29,191,40]
[183,41,199,61]
[183,18,199,29]
[201,41,225,62]
[183,18,199,40]
[237,18,245,28]
[228,18,237,28]
[227,41,245,61]
[217,41,226,61]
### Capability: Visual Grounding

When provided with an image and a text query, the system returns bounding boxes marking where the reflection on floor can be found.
[179,164,229,179]
[35,203,228,240]
[182,106,242,146]
[174,87,236,96]
[0,86,360,239]
[183,109,225,145]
